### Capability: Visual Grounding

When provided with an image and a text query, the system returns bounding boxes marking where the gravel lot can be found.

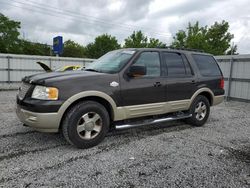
[0,91,249,187]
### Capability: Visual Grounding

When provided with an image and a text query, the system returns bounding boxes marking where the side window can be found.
[192,54,222,76]
[133,52,161,77]
[182,55,193,76]
[163,52,186,76]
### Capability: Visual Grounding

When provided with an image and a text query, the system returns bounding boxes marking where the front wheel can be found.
[186,95,210,126]
[62,101,110,149]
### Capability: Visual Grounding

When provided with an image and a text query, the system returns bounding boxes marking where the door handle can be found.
[154,82,162,87]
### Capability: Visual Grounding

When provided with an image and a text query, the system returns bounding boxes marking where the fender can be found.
[188,87,214,107]
[57,90,120,121]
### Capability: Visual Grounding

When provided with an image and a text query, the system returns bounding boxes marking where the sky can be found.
[0,0,250,54]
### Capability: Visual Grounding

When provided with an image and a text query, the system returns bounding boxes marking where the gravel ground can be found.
[0,91,249,188]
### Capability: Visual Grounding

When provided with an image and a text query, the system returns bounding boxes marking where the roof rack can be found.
[157,46,204,53]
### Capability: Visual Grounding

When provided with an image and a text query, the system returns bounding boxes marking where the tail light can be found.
[219,77,224,89]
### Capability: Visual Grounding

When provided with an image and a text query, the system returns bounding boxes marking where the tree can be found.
[62,40,86,58]
[147,38,165,48]
[171,21,235,55]
[171,30,187,48]
[124,31,165,48]
[0,13,21,53]
[85,34,120,58]
[205,21,234,55]
[124,31,148,48]
[171,22,208,50]
[19,40,51,56]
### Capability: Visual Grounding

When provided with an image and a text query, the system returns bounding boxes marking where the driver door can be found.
[120,51,166,118]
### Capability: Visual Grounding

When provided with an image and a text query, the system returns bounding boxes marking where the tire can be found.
[186,95,210,126]
[62,101,110,149]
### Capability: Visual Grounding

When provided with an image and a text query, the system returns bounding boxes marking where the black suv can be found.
[16,48,224,148]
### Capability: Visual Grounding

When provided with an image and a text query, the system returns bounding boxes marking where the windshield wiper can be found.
[84,68,100,73]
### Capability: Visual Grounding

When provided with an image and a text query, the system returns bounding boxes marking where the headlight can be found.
[31,86,59,100]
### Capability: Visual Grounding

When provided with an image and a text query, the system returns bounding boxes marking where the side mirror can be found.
[127,65,146,77]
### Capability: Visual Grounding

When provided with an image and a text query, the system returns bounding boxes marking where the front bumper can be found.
[17,96,64,113]
[16,104,60,132]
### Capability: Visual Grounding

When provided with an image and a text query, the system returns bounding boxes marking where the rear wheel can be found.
[186,95,210,126]
[62,101,110,149]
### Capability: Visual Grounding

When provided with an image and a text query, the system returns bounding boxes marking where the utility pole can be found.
[231,42,234,56]
[226,42,234,101]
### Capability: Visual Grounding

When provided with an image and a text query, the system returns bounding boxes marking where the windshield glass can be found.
[85,50,135,73]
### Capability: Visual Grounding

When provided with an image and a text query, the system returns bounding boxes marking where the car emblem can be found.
[110,81,119,87]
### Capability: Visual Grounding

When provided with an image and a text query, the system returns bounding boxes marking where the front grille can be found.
[18,82,31,100]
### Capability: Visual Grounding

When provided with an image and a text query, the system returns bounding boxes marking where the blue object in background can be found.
[53,36,63,55]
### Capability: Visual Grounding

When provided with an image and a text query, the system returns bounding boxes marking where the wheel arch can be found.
[198,91,213,105]
[58,91,117,130]
[189,88,214,107]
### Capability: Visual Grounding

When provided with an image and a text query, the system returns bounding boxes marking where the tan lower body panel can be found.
[116,99,191,120]
[115,95,224,121]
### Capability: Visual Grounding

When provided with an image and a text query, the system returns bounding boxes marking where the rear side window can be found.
[192,54,221,76]
[182,55,193,76]
[163,52,192,76]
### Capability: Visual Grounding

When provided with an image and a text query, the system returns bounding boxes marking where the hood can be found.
[23,70,105,85]
[36,62,52,72]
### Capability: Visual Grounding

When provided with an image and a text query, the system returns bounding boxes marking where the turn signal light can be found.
[47,87,59,100]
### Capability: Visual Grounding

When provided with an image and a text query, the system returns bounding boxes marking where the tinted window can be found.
[192,54,221,76]
[85,50,135,73]
[163,52,186,76]
[182,55,193,76]
[133,52,161,77]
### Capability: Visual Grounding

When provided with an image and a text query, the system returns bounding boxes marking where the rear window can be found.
[192,54,221,76]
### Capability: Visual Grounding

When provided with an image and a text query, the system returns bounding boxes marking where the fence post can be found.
[49,58,52,68]
[83,60,85,68]
[226,57,234,101]
[7,56,11,84]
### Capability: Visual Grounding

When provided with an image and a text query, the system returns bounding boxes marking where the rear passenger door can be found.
[162,52,196,101]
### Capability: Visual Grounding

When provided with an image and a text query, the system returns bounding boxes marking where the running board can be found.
[115,114,192,130]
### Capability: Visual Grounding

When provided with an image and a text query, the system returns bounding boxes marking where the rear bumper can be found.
[213,95,224,106]
[16,105,60,132]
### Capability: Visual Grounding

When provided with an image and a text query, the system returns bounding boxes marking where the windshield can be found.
[85,50,135,73]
